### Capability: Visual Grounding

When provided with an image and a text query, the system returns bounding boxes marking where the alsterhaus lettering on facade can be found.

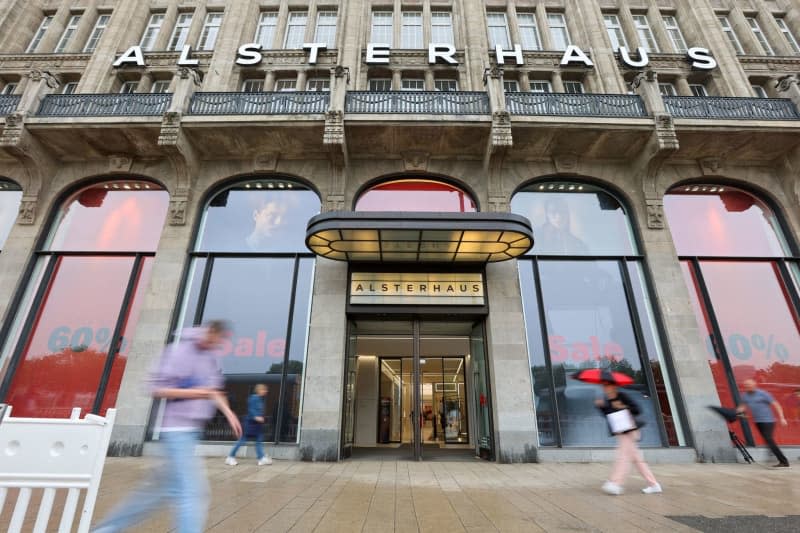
[0,0,800,464]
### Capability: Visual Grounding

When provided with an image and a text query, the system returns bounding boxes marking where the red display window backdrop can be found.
[5,183,168,417]
[6,257,137,417]
[355,179,477,212]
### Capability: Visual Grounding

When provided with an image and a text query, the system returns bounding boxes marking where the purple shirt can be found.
[152,328,224,430]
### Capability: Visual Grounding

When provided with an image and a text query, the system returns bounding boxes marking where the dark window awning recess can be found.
[305,211,534,263]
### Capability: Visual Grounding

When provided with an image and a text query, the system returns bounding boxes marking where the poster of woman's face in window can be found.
[511,186,636,256]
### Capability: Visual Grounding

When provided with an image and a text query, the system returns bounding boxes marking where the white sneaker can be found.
[642,483,662,494]
[602,481,623,495]
[225,456,238,466]
[258,456,273,466]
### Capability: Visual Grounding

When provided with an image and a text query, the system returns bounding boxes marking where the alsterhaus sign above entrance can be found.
[113,43,718,71]
[349,273,485,306]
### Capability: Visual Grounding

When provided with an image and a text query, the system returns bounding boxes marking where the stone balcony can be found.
[345,91,490,115]
[0,95,20,117]
[663,96,800,121]
[37,93,171,117]
[188,91,330,116]
[506,93,647,118]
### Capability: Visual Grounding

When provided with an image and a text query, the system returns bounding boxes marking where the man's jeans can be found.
[92,431,208,533]
[755,422,789,465]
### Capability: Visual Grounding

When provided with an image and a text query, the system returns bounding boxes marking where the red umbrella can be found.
[570,368,634,386]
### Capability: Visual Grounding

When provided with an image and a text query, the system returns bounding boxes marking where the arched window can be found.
[0,180,22,251]
[174,177,319,443]
[1,179,169,417]
[513,179,683,447]
[355,178,477,212]
[664,184,800,446]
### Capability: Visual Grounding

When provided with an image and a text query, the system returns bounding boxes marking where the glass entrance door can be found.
[342,319,493,460]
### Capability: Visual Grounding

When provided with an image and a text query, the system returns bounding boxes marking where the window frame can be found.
[1,83,18,95]
[314,10,337,49]
[61,82,78,95]
[530,81,553,93]
[119,81,138,94]
[368,78,392,91]
[564,81,584,94]
[604,13,628,52]
[55,13,82,54]
[659,82,677,96]
[752,84,768,98]
[746,17,775,56]
[774,16,800,54]
[401,78,425,91]
[370,10,393,45]
[486,12,511,49]
[547,12,571,51]
[503,80,520,92]
[431,11,454,45]
[150,80,171,94]
[718,15,745,55]
[167,12,193,52]
[518,12,542,51]
[283,11,308,49]
[401,11,423,49]
[83,13,111,53]
[689,83,708,97]
[632,14,659,53]
[139,13,165,52]
[662,15,688,53]
[434,79,458,92]
[197,11,224,51]
[241,78,265,93]
[255,12,278,49]
[275,78,297,92]
[26,15,54,53]
[306,77,330,92]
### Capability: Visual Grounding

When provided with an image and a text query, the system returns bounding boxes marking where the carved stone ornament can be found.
[402,151,430,171]
[108,155,133,172]
[646,199,665,230]
[323,110,345,146]
[17,199,37,225]
[776,74,799,93]
[325,194,346,211]
[653,113,679,151]
[254,152,278,171]
[491,111,513,147]
[700,157,721,175]
[177,66,202,85]
[158,112,182,146]
[630,69,657,90]
[484,66,503,83]
[333,65,350,83]
[28,69,60,89]
[168,198,188,226]
[552,154,579,173]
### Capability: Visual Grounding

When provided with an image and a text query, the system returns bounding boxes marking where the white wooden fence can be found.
[0,405,116,533]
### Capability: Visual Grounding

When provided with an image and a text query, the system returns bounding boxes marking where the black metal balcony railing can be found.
[188,91,330,115]
[37,93,171,117]
[0,94,21,116]
[664,96,800,120]
[505,93,648,118]
[346,91,490,114]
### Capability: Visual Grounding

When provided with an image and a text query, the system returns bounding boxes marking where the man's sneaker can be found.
[772,462,790,468]
[258,456,273,466]
[602,481,623,495]
[642,483,663,494]
[224,456,238,466]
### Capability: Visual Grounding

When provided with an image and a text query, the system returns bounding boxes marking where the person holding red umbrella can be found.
[573,368,662,495]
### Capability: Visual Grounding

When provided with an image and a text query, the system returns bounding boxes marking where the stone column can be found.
[37,3,74,53]
[485,257,538,462]
[535,7,552,50]
[298,258,348,461]
[106,204,197,455]
[203,0,252,91]
[634,202,736,462]
[460,0,491,90]
[392,69,402,90]
[728,6,761,57]
[264,70,276,92]
[632,70,666,115]
[168,67,202,114]
[676,75,692,97]
[674,0,751,97]
[67,0,99,54]
[138,72,154,93]
[185,5,208,52]
[519,71,530,92]
[565,0,622,93]
[646,1,673,53]
[752,0,792,56]
[424,69,434,91]
[551,71,564,93]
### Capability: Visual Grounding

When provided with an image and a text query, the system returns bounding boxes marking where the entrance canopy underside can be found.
[305,211,534,263]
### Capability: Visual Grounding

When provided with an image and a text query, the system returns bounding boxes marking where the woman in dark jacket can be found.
[595,383,661,495]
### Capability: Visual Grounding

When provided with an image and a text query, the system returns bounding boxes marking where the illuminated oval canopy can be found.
[306,211,534,263]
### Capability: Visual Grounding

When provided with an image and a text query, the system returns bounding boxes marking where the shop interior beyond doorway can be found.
[344,320,492,461]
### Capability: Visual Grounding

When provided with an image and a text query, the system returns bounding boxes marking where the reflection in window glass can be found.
[47,183,169,252]
[664,187,789,257]
[0,183,23,249]
[511,182,636,255]
[197,180,319,253]
[515,180,677,447]
[177,179,320,443]
[3,181,168,418]
[666,186,800,446]
[539,260,661,446]
[355,179,477,212]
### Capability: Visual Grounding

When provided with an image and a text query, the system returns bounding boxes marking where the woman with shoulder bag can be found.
[595,382,662,495]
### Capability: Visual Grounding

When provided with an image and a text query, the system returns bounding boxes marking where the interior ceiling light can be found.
[306,211,534,263]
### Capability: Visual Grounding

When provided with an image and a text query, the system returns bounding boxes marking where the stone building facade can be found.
[1,0,799,463]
